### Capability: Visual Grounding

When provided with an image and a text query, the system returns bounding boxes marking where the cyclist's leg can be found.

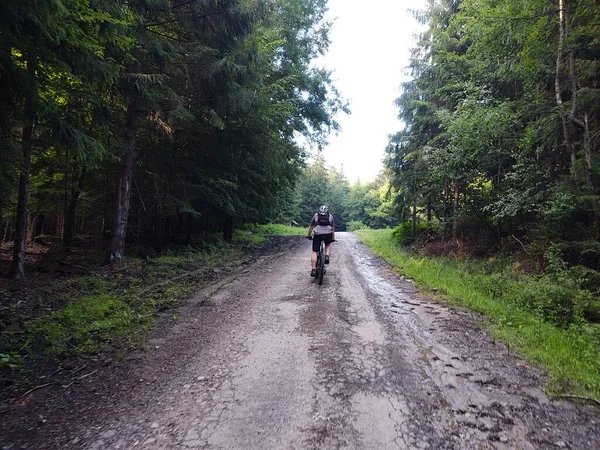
[311,235,321,269]
[324,233,333,257]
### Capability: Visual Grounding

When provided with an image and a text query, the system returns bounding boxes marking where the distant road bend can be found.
[1,232,598,449]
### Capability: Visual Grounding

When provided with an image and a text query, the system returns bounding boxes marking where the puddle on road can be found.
[352,253,431,331]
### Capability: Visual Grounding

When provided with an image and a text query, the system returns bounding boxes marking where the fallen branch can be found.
[62,369,98,389]
[556,394,600,407]
[77,369,98,380]
[511,235,528,253]
[13,366,91,398]
[16,382,56,399]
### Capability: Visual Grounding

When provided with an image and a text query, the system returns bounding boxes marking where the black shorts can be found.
[312,233,333,252]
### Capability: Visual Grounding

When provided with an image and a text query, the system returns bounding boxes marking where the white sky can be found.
[312,0,427,183]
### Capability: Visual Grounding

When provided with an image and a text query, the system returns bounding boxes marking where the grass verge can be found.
[234,224,305,244]
[355,229,600,400]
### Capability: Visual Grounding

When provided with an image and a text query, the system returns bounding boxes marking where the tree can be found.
[386,0,600,252]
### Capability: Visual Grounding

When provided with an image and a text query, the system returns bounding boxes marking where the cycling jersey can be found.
[310,213,334,235]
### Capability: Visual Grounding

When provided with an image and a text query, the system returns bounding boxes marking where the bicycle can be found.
[315,238,326,285]
[307,235,335,285]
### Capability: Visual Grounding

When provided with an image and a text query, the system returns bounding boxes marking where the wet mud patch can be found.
[350,233,600,449]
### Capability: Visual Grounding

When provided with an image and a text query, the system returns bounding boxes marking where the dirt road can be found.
[1,233,598,449]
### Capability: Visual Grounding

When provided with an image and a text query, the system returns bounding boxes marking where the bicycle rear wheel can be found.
[317,241,325,285]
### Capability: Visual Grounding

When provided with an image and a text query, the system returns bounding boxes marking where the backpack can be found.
[317,212,330,226]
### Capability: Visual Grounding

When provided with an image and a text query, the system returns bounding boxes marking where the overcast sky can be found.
[312,0,427,183]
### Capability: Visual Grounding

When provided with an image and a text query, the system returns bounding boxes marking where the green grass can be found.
[27,294,151,357]
[355,229,600,399]
[234,223,305,244]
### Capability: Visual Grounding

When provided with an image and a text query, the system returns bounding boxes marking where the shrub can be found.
[557,241,600,270]
[347,220,369,231]
[391,221,429,246]
[503,278,580,327]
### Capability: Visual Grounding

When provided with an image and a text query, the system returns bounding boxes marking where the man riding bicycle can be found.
[307,205,335,278]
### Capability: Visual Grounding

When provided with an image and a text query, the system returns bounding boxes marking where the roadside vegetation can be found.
[356,229,600,400]
[235,224,306,244]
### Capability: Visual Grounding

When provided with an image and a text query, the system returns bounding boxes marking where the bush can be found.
[347,220,369,231]
[391,221,429,246]
[557,241,600,271]
[503,278,581,327]
[483,246,600,327]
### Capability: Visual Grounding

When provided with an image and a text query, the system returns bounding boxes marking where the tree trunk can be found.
[176,212,183,235]
[583,112,593,189]
[186,213,193,245]
[555,0,577,177]
[452,182,459,242]
[443,180,449,240]
[426,195,432,225]
[33,214,45,244]
[63,168,86,251]
[223,215,234,242]
[10,124,33,278]
[2,217,10,246]
[0,189,3,244]
[411,195,417,239]
[102,149,110,236]
[163,215,172,243]
[9,59,37,279]
[107,103,137,262]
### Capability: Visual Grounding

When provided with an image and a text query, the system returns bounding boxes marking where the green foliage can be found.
[386,0,600,251]
[27,295,147,357]
[346,221,369,231]
[0,352,22,370]
[391,221,429,246]
[356,229,600,398]
[293,158,397,230]
[1,0,346,272]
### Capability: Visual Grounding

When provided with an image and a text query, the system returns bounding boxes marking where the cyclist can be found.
[307,205,335,277]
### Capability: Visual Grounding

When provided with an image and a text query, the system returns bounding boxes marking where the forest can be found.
[0,0,598,296]
[385,0,599,260]
[0,0,347,279]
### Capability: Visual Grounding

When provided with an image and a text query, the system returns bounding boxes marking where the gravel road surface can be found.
[1,232,598,449]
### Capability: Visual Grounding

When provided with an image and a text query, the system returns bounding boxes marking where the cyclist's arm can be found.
[307,215,316,237]
[331,217,335,241]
